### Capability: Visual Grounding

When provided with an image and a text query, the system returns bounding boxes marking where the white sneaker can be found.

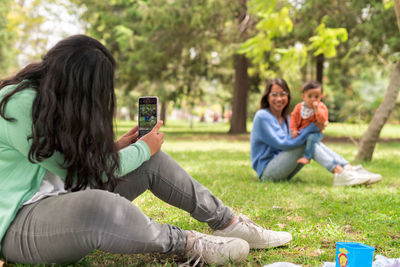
[350,165,382,185]
[184,230,249,266]
[213,214,292,249]
[333,167,370,186]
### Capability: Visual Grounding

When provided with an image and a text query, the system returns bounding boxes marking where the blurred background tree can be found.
[69,0,241,126]
[1,0,399,139]
[356,0,400,161]
[0,0,20,76]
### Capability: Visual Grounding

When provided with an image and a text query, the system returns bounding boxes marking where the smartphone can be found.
[138,96,159,137]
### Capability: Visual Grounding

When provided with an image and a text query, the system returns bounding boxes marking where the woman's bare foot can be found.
[297,157,310,164]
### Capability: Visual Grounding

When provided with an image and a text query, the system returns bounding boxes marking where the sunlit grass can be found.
[110,120,400,266]
[322,122,400,139]
[115,119,400,140]
[6,120,400,267]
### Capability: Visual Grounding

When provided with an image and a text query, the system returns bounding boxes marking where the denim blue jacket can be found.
[250,108,319,177]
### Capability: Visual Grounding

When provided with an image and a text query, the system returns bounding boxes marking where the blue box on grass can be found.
[336,242,375,267]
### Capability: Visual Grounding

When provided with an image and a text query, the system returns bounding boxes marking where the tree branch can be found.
[394,0,400,31]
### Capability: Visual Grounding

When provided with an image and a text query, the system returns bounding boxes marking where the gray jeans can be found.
[261,142,349,182]
[1,151,234,264]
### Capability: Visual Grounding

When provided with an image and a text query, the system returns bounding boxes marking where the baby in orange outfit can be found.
[290,80,328,164]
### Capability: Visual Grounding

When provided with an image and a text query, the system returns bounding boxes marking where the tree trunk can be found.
[355,61,400,161]
[316,54,324,84]
[160,101,167,126]
[229,54,249,133]
[355,0,400,161]
[229,0,250,134]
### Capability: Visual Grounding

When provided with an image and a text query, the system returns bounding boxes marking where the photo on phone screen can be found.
[138,96,159,137]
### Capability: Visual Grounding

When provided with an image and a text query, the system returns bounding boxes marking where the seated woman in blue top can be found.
[250,78,382,186]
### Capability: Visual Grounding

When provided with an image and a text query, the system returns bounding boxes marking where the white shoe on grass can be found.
[184,230,249,266]
[350,165,382,185]
[213,214,292,249]
[333,167,370,186]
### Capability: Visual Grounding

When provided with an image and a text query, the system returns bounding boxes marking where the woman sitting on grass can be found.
[250,78,382,186]
[0,35,292,266]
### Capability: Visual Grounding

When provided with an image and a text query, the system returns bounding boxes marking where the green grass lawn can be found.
[9,120,400,267]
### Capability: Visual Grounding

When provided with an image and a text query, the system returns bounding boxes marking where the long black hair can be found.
[0,35,120,191]
[259,78,292,129]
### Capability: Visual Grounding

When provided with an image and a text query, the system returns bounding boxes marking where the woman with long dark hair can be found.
[0,35,292,265]
[250,78,382,185]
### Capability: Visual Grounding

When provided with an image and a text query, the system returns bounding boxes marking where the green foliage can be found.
[287,0,400,123]
[1,0,65,76]
[72,0,239,110]
[255,7,293,39]
[360,1,400,54]
[3,0,395,125]
[238,0,347,88]
[275,45,308,77]
[308,23,348,58]
[114,25,134,51]
[0,0,17,76]
[54,0,400,125]
[238,3,297,81]
[238,0,293,76]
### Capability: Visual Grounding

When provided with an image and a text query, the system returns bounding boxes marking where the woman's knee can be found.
[134,150,173,174]
[140,151,183,181]
[147,150,174,168]
[259,147,305,182]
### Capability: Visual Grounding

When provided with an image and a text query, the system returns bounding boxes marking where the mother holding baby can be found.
[250,78,382,186]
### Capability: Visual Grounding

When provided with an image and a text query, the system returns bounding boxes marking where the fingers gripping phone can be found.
[138,96,159,138]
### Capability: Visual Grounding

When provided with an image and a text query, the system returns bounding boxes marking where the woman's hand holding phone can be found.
[140,120,164,156]
[116,125,139,150]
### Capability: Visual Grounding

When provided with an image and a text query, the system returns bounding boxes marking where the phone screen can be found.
[138,97,158,137]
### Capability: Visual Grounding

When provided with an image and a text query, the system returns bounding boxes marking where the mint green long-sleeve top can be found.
[0,84,151,251]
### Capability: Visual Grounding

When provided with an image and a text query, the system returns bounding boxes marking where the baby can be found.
[290,80,328,164]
